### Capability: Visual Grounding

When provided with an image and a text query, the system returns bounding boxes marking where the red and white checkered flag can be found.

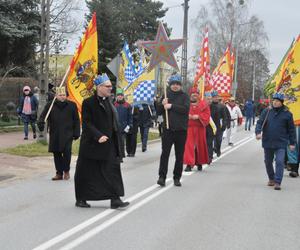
[194,28,210,89]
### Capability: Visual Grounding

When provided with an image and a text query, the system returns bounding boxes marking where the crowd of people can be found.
[17,73,298,208]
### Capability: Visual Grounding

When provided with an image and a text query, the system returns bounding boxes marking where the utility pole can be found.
[252,60,256,101]
[180,0,189,86]
[39,0,50,141]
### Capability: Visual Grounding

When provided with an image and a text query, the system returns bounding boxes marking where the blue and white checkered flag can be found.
[133,80,156,105]
[123,42,145,87]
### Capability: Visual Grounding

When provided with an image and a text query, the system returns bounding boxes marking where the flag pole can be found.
[43,65,71,122]
[164,79,169,129]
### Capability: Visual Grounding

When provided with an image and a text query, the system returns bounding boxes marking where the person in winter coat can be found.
[38,87,80,181]
[18,85,39,140]
[255,92,296,190]
[156,74,190,187]
[125,106,139,157]
[114,88,132,158]
[74,74,129,209]
[183,87,210,172]
[210,90,229,156]
[137,103,155,152]
[225,97,243,146]
[244,99,254,131]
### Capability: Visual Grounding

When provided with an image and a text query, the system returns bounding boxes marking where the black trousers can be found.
[158,129,187,180]
[53,142,72,175]
[126,123,138,155]
[206,127,214,160]
[213,128,224,154]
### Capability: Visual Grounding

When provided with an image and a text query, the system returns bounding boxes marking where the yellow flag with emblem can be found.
[272,35,300,125]
[67,13,98,118]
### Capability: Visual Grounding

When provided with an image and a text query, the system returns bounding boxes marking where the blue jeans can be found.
[264,148,286,184]
[139,126,150,150]
[21,114,36,137]
[245,117,252,130]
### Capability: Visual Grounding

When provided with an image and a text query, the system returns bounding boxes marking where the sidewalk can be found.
[0,132,54,186]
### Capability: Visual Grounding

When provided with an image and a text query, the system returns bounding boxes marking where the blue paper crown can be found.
[272,92,284,101]
[168,74,182,84]
[204,92,212,97]
[211,90,219,97]
[94,73,110,86]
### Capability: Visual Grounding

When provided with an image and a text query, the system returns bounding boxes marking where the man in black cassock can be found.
[74,73,129,209]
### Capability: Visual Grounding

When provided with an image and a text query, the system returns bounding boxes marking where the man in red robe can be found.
[184,87,211,171]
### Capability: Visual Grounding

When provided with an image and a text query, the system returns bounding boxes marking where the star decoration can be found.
[138,22,183,71]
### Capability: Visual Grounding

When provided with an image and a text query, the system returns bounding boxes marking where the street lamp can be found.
[226,0,246,98]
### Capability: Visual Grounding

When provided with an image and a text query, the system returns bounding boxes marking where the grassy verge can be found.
[0,132,160,157]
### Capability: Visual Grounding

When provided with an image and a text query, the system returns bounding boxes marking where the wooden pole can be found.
[164,79,169,129]
[44,65,70,122]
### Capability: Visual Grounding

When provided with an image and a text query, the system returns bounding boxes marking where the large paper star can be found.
[138,22,183,71]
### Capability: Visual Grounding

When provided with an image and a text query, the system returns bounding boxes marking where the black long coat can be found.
[74,94,125,201]
[39,100,80,152]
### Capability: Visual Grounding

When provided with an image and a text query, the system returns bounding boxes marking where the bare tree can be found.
[192,0,269,100]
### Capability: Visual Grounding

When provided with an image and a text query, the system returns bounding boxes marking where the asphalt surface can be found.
[1,128,300,250]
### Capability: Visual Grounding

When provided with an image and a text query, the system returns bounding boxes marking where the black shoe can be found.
[174,179,181,187]
[184,165,192,172]
[289,172,299,178]
[75,200,91,208]
[157,177,165,187]
[110,198,130,209]
[197,165,202,171]
[228,142,233,146]
[33,133,37,139]
[24,137,28,140]
[216,151,221,157]
[142,148,147,152]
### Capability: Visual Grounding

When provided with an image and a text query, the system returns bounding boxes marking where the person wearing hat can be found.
[114,88,132,158]
[183,87,210,172]
[210,90,229,157]
[38,86,80,181]
[255,92,296,190]
[225,97,243,146]
[74,73,129,209]
[17,85,39,140]
[156,74,190,187]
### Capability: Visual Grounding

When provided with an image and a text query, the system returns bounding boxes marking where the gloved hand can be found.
[38,122,45,132]
[124,125,130,133]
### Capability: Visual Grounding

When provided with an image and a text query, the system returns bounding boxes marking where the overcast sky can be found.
[67,0,300,74]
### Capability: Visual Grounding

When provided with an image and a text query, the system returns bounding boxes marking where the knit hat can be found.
[23,86,31,92]
[272,92,284,102]
[116,88,124,96]
[211,90,219,97]
[94,73,110,86]
[168,74,182,85]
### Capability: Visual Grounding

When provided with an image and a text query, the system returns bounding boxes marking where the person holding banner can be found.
[38,86,80,181]
[74,74,129,209]
[255,93,296,190]
[114,88,132,158]
[156,74,190,187]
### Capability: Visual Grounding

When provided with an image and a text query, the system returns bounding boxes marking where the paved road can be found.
[0,128,300,250]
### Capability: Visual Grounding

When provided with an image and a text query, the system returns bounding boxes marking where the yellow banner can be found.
[118,50,156,104]
[273,35,300,125]
[67,13,98,116]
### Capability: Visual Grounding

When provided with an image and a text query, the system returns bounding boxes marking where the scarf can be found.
[22,96,32,115]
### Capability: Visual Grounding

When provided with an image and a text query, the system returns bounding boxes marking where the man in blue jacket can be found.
[255,93,296,190]
[244,99,254,131]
